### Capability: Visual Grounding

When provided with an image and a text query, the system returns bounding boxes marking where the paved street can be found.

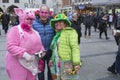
[0,25,7,80]
[0,24,120,80]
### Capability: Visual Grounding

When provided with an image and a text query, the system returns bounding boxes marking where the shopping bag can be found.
[60,60,79,80]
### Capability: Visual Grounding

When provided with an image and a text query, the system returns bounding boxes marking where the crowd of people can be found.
[0,4,120,80]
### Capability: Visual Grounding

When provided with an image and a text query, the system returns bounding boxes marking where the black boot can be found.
[106,37,110,40]
[107,63,117,74]
[99,36,102,39]
[107,67,117,74]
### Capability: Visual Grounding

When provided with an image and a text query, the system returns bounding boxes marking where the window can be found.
[42,0,46,4]
[14,0,19,3]
[2,0,9,3]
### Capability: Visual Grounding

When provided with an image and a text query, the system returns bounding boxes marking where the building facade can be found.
[72,0,120,14]
[92,0,120,11]
[0,0,56,12]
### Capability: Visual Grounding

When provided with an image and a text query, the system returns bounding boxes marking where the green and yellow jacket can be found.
[58,27,81,66]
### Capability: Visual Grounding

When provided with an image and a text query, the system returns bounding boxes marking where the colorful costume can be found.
[5,8,44,80]
[50,14,81,80]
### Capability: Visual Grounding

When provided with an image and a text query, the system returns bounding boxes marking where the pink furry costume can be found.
[5,8,44,80]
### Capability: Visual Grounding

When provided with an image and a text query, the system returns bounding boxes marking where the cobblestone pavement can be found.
[0,24,120,80]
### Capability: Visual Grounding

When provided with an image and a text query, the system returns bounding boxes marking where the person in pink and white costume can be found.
[5,8,45,80]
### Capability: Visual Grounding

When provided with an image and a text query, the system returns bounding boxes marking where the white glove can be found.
[23,52,33,61]
[19,54,40,75]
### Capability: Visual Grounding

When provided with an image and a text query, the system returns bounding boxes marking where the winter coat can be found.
[1,14,10,25]
[33,18,55,51]
[83,15,93,26]
[58,27,81,65]
[71,20,82,37]
[78,15,83,24]
[99,19,107,31]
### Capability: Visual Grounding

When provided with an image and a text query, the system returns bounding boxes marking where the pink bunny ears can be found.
[14,8,35,24]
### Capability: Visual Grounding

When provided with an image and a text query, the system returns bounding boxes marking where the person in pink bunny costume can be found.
[5,8,45,80]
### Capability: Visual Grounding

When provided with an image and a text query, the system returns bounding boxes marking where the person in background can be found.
[107,13,120,75]
[10,12,19,26]
[113,13,120,46]
[71,12,82,44]
[67,11,73,20]
[0,12,3,35]
[93,13,98,32]
[5,8,45,80]
[33,4,55,80]
[0,11,10,34]
[0,21,1,35]
[83,12,93,38]
[78,13,83,27]
[50,13,81,80]
[35,10,40,19]
[113,12,118,29]
[108,13,113,29]
[99,14,109,39]
[108,29,120,75]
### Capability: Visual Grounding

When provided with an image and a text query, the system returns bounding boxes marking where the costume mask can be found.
[14,8,35,32]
